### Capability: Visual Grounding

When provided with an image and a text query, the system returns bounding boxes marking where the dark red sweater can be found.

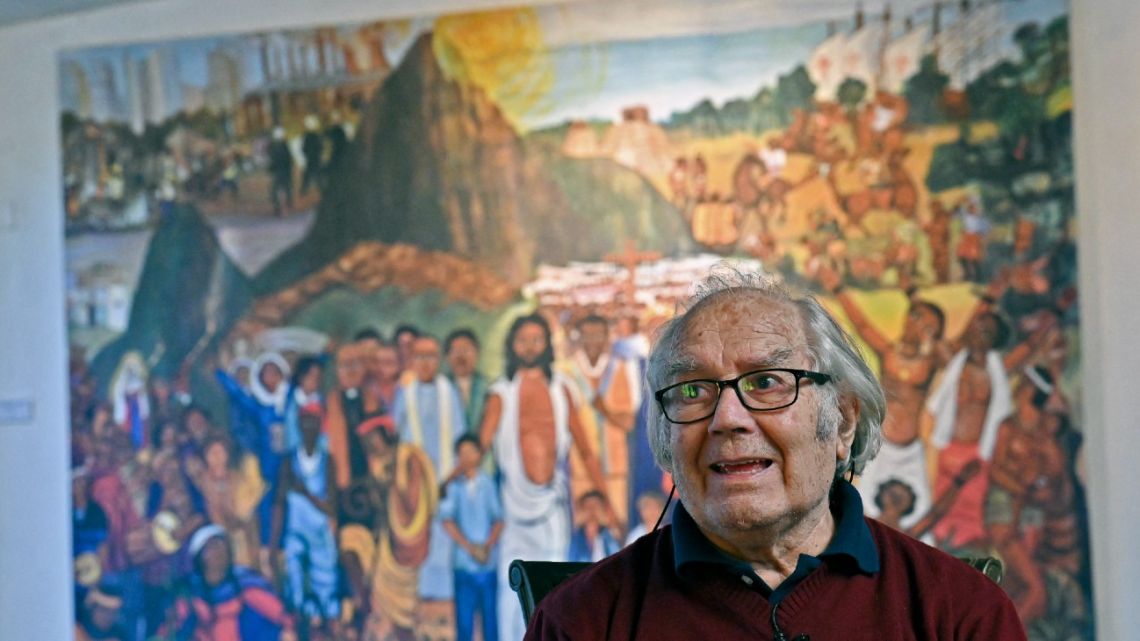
[526,517,1026,640]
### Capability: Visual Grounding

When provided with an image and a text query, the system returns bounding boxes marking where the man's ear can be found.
[835,395,860,463]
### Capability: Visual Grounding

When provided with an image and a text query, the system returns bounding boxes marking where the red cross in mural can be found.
[604,241,661,305]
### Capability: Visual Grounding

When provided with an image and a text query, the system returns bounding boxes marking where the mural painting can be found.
[61,1,1087,639]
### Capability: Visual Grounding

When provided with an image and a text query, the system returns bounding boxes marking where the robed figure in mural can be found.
[479,314,616,640]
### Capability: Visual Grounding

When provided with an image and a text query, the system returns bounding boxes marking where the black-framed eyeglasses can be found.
[654,368,833,424]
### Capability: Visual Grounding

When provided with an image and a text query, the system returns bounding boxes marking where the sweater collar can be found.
[671,478,880,581]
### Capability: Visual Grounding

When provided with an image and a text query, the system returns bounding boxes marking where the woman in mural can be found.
[169,525,295,641]
[215,352,291,565]
[185,434,265,570]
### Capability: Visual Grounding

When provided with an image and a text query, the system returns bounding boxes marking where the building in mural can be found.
[61,0,1087,639]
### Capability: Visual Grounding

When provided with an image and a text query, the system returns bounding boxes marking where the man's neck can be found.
[699,496,836,589]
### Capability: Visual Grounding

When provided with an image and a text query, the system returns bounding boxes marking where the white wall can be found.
[0,0,1136,638]
[1071,1,1140,639]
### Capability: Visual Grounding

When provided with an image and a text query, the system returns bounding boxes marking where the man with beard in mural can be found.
[478,313,615,641]
[393,335,467,608]
[816,267,949,532]
[339,415,437,641]
[562,314,641,526]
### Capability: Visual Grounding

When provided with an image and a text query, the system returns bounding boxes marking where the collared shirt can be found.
[671,478,879,605]
[439,471,503,574]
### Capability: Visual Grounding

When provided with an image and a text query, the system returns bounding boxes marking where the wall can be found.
[0,0,1136,638]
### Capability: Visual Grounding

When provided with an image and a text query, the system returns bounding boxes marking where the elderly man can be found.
[526,271,1025,640]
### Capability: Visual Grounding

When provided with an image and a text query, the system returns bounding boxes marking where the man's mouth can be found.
[709,459,773,475]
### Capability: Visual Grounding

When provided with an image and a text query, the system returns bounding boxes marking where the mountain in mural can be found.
[90,204,254,388]
[257,32,691,295]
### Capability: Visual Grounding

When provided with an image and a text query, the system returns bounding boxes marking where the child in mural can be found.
[623,490,667,547]
[392,335,466,609]
[478,313,615,641]
[271,403,341,636]
[338,415,436,641]
[440,434,503,641]
[567,490,622,563]
[169,525,295,640]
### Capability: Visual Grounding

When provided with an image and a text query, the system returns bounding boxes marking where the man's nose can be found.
[707,385,758,435]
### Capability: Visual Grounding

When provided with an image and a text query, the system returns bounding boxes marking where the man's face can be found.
[396,331,417,368]
[373,346,400,384]
[205,441,229,474]
[665,294,854,544]
[901,304,939,345]
[410,338,441,383]
[579,496,606,526]
[579,321,609,363]
[300,364,323,395]
[336,347,364,389]
[185,410,210,443]
[965,314,999,354]
[512,322,548,368]
[446,336,479,379]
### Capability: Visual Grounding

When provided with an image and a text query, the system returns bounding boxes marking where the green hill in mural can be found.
[256,32,690,296]
[90,204,253,389]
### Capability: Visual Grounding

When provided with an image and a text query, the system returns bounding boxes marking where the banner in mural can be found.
[61,0,1086,639]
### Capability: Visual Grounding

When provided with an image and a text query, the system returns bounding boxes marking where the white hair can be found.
[645,268,885,481]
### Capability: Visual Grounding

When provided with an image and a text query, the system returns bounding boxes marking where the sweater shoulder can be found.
[867,518,1013,603]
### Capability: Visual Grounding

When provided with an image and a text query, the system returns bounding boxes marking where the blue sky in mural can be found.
[59,0,1067,129]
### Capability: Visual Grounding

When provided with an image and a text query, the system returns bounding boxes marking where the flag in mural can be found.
[61,0,1087,639]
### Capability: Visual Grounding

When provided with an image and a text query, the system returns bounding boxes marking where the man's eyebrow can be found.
[747,347,797,369]
[661,347,798,382]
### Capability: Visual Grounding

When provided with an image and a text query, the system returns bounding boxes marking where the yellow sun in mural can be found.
[432,9,556,129]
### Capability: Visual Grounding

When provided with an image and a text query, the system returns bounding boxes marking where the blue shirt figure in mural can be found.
[568,490,622,563]
[393,335,468,602]
[282,355,325,453]
[271,403,340,636]
[441,434,504,641]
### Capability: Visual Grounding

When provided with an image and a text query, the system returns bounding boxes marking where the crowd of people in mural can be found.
[69,310,672,641]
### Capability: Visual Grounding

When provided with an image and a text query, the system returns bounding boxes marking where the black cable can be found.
[652,484,676,531]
